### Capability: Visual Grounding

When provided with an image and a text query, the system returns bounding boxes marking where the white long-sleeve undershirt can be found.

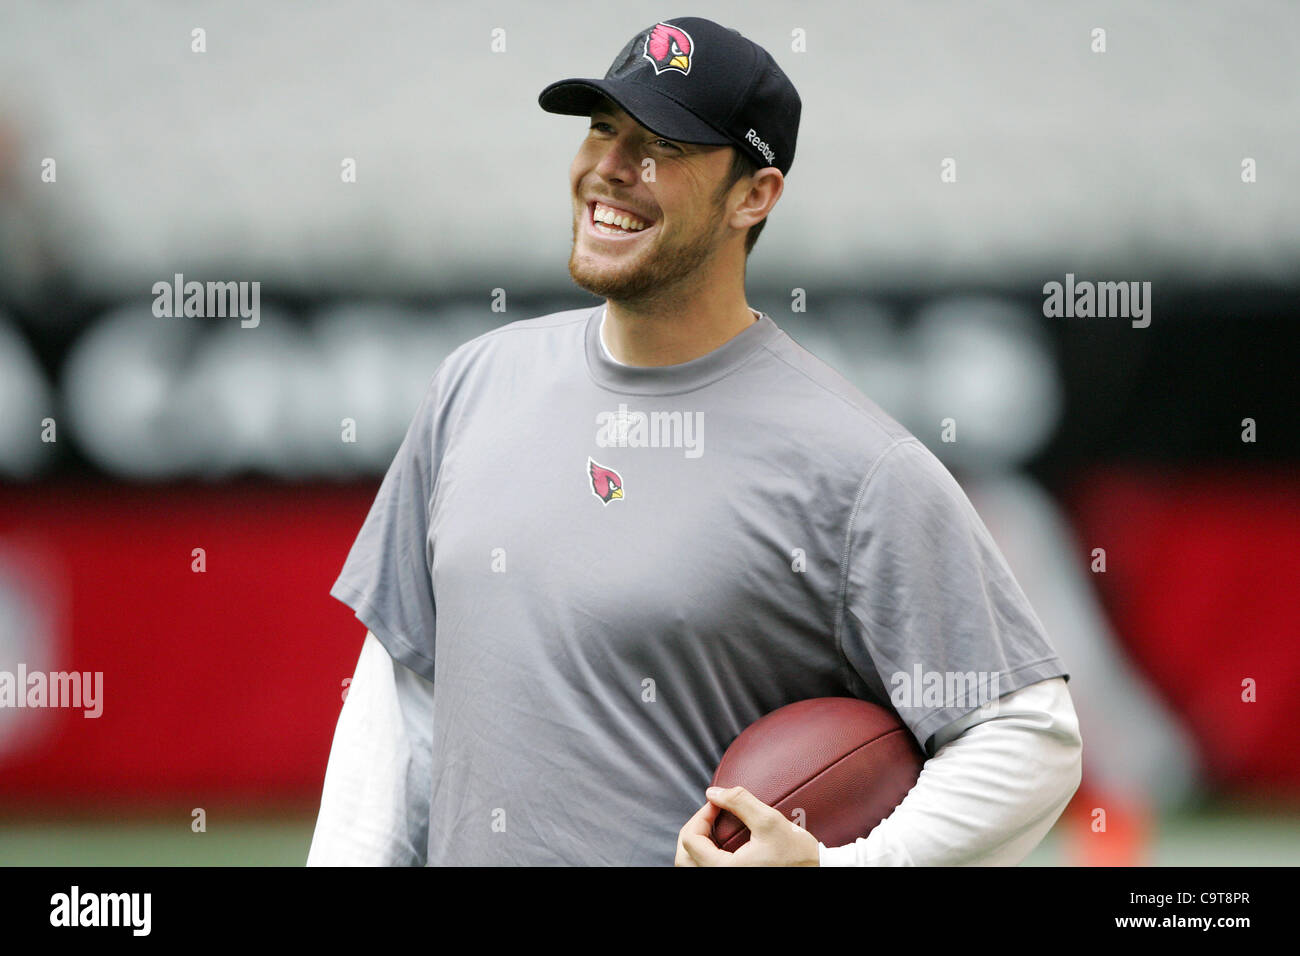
[817,674,1082,866]
[308,632,1082,866]
[308,631,432,866]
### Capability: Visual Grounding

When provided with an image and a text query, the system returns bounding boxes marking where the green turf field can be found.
[0,815,318,866]
[2,807,1298,866]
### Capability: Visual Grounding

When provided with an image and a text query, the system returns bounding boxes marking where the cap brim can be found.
[538,79,732,147]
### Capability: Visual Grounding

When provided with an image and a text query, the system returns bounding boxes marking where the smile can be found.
[585,200,658,242]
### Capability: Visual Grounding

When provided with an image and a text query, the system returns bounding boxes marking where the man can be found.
[308,16,1082,867]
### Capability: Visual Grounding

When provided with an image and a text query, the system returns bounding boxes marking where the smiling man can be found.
[308,16,1082,868]
[565,91,773,366]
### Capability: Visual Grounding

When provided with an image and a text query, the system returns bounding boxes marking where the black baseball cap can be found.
[538,16,801,176]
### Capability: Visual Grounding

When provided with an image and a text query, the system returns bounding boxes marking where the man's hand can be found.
[675,786,821,866]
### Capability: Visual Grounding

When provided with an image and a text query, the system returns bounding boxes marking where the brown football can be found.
[709,696,926,852]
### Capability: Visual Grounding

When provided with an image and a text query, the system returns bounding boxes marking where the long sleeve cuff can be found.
[817,677,1082,866]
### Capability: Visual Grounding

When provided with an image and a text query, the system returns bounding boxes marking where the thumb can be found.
[706,785,767,825]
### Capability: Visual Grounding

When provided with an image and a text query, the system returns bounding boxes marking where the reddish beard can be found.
[568,198,729,305]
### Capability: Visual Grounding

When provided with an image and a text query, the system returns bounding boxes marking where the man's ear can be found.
[732,167,784,229]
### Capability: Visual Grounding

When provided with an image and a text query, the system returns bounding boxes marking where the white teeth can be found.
[593,202,649,231]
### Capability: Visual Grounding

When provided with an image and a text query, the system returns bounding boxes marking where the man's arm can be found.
[818,677,1082,866]
[306,631,435,866]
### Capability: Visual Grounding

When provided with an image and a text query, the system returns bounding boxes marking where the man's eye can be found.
[587,123,679,151]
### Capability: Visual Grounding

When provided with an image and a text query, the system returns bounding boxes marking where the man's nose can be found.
[594,139,641,184]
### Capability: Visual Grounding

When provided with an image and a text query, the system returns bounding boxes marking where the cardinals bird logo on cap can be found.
[588,457,624,504]
[643,22,693,76]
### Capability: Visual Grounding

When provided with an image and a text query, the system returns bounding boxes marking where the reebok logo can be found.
[744,128,775,166]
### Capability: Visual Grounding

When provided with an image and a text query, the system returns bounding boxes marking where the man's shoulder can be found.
[441,305,595,370]
[492,305,599,336]
[757,320,918,462]
[746,325,968,526]
[431,306,598,390]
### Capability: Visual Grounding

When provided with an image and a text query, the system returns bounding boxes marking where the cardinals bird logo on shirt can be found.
[643,22,693,76]
[588,457,624,504]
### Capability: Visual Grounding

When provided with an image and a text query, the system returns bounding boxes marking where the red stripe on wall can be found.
[1065,467,1300,795]
[0,480,376,809]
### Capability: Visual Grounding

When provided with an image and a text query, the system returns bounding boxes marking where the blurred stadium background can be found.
[1,0,1298,865]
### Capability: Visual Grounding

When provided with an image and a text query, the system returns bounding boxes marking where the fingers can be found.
[676,800,722,866]
[681,831,728,867]
[706,785,774,830]
[684,798,721,835]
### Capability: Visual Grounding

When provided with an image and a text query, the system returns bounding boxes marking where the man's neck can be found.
[600,294,758,367]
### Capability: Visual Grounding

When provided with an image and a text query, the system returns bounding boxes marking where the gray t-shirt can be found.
[330,305,1068,866]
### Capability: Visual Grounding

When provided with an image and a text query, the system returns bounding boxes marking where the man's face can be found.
[568,99,737,304]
